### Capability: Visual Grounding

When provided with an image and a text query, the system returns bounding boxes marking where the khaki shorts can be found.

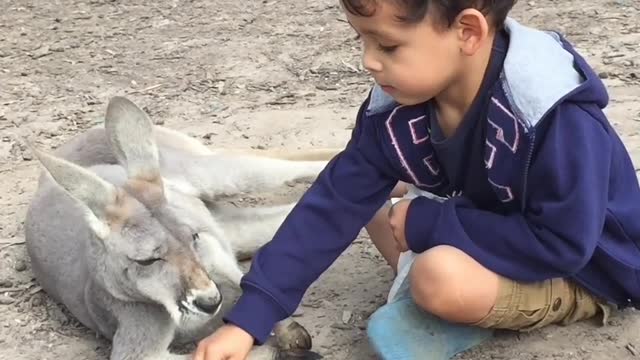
[472,276,613,331]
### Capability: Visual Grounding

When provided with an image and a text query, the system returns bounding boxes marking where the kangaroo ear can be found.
[104,96,162,185]
[33,148,117,239]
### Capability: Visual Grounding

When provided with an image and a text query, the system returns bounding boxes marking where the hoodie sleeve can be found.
[403,103,612,282]
[223,100,399,344]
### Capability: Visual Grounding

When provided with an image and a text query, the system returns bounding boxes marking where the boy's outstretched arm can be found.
[403,103,612,283]
[221,102,399,345]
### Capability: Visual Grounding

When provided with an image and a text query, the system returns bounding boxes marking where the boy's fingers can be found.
[193,341,210,360]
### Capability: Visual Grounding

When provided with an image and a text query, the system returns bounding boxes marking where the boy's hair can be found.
[342,0,517,29]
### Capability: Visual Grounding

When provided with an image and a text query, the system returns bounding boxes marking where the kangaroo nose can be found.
[194,293,222,314]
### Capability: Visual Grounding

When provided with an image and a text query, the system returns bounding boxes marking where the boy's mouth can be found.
[380,85,395,92]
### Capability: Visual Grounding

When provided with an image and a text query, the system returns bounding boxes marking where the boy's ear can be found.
[453,8,491,56]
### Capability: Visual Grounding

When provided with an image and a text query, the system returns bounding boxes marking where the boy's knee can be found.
[409,246,460,315]
[409,245,498,323]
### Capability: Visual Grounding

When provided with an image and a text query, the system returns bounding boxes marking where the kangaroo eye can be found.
[192,233,200,242]
[135,258,161,266]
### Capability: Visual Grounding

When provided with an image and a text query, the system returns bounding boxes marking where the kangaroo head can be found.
[33,97,223,324]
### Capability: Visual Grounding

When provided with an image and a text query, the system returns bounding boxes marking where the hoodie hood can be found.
[501,17,610,129]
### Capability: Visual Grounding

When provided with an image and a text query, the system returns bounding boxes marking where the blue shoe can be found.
[367,251,493,360]
[367,298,493,360]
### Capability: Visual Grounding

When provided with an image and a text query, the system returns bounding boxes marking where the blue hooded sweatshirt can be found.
[224,18,640,344]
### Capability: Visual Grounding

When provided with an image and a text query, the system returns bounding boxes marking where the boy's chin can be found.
[382,88,433,106]
[392,94,432,106]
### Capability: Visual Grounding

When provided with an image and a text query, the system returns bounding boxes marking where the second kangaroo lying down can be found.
[25,96,342,359]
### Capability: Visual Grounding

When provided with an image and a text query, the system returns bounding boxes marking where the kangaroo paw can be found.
[275,350,323,360]
[274,319,313,351]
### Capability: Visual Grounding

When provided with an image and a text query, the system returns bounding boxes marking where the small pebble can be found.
[14,259,28,272]
[31,295,44,307]
[342,310,352,324]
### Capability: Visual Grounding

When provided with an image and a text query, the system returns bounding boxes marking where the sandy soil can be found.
[1,0,639,359]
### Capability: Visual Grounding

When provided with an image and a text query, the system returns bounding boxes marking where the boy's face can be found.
[344,2,464,106]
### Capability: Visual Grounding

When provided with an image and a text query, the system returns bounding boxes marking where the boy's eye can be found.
[378,44,398,53]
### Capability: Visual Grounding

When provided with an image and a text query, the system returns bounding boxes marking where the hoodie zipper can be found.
[520,130,536,212]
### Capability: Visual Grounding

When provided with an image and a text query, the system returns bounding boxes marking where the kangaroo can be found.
[24,96,342,360]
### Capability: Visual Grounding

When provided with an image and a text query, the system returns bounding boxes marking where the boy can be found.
[195,0,640,359]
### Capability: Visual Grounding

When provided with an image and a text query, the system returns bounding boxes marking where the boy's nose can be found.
[363,50,383,73]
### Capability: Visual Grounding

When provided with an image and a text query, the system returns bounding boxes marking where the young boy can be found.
[195,0,640,358]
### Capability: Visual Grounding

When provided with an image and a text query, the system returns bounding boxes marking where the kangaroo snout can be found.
[193,287,223,314]
[180,281,223,316]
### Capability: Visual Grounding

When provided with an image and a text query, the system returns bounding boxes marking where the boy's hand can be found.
[390,181,409,198]
[388,199,411,252]
[193,324,254,360]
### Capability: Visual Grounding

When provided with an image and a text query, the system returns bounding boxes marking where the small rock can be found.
[30,294,44,307]
[598,71,610,79]
[14,259,28,272]
[341,310,352,324]
[31,46,52,59]
[0,295,14,305]
[0,279,13,288]
[22,151,33,161]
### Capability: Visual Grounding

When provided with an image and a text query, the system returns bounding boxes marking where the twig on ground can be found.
[0,240,25,252]
[127,84,164,94]
[0,284,32,293]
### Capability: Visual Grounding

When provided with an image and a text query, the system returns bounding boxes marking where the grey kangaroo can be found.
[24,96,341,360]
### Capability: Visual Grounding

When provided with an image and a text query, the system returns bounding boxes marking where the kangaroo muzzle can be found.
[180,281,223,316]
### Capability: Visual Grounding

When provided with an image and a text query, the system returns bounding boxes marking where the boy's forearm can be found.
[223,145,397,343]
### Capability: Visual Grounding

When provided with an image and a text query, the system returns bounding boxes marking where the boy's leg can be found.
[365,202,401,272]
[409,245,612,330]
[364,181,409,273]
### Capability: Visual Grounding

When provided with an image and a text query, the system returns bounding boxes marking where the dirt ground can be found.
[1,0,639,359]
